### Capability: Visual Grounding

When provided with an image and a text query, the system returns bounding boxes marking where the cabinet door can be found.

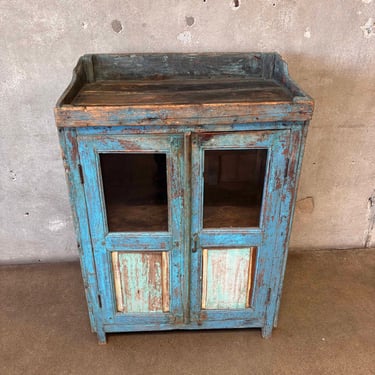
[190,131,290,328]
[78,134,185,329]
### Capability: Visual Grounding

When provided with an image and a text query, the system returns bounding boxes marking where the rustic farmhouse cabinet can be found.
[55,53,313,343]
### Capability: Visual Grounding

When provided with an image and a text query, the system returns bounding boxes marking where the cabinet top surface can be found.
[55,53,314,127]
[72,78,293,107]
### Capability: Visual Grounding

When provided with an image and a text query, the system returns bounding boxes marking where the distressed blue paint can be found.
[103,317,264,333]
[56,54,313,342]
[258,133,291,338]
[60,125,307,340]
[204,248,251,310]
[199,230,262,247]
[266,125,307,331]
[189,130,290,325]
[56,102,313,128]
[76,134,185,333]
[106,233,170,251]
[58,129,103,337]
[117,252,163,313]
[75,122,303,137]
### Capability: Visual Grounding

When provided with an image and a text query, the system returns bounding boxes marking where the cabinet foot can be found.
[97,329,107,345]
[261,325,273,339]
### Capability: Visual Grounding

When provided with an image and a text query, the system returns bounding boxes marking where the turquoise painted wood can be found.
[202,248,252,310]
[55,53,314,344]
[113,252,166,313]
[77,134,185,331]
[189,130,290,327]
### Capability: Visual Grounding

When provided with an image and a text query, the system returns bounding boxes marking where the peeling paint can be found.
[177,30,192,45]
[362,0,372,4]
[360,18,375,38]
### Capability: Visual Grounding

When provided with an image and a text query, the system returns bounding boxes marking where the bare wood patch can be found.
[201,249,208,310]
[246,247,256,308]
[162,251,170,312]
[111,252,124,312]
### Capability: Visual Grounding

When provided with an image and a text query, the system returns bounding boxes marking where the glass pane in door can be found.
[203,149,267,228]
[100,153,168,232]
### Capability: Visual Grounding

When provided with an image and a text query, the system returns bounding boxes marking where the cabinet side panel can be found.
[58,128,102,333]
[265,123,308,330]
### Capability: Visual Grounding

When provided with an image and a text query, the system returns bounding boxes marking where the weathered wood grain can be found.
[114,251,169,313]
[246,247,256,308]
[55,53,313,341]
[202,248,253,310]
[111,252,124,312]
[55,101,313,128]
[91,53,265,80]
[78,77,281,91]
[55,53,313,128]
[201,249,208,310]
[162,251,170,312]
[72,78,292,106]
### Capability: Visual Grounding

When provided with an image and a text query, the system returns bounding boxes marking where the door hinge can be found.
[78,164,84,184]
[284,158,290,180]
[266,288,272,304]
[98,294,102,308]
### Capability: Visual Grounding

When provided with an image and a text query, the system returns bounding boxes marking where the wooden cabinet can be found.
[55,53,313,343]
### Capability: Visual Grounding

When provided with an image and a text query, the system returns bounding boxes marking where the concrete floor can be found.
[1,249,374,375]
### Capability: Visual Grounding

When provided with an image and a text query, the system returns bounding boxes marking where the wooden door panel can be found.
[201,247,255,310]
[78,134,184,326]
[190,130,291,323]
[112,251,169,313]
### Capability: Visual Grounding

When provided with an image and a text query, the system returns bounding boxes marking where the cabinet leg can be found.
[97,328,107,345]
[261,325,273,339]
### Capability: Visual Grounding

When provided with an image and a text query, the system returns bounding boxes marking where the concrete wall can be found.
[1,1,374,263]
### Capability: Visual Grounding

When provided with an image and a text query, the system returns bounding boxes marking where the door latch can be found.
[192,233,199,253]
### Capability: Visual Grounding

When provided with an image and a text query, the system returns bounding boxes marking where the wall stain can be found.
[296,196,314,214]
[111,20,123,34]
[185,16,195,27]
